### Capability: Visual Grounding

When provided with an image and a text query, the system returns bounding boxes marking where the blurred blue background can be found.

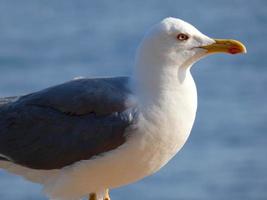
[0,0,266,199]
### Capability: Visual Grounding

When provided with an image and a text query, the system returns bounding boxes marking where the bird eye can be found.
[177,33,189,41]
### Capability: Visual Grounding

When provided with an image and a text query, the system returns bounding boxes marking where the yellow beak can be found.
[200,39,247,54]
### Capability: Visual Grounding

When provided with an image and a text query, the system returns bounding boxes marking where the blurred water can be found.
[0,0,266,200]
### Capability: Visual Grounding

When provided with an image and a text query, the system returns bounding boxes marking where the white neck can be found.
[132,40,197,112]
[128,41,198,173]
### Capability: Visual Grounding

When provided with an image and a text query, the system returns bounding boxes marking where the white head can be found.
[134,17,246,98]
[137,18,214,68]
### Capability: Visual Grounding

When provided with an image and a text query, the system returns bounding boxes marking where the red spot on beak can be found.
[229,47,241,54]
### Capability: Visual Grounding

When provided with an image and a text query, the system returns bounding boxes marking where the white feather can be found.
[0,17,215,200]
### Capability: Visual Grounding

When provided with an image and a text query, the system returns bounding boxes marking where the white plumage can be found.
[0,17,246,200]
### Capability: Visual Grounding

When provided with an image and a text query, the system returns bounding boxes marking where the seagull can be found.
[0,17,246,200]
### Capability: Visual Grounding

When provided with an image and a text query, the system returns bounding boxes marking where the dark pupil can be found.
[178,34,187,40]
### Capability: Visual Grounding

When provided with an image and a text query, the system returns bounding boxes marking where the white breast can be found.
[42,72,197,200]
[0,72,197,200]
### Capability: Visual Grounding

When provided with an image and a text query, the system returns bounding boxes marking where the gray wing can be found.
[0,77,138,170]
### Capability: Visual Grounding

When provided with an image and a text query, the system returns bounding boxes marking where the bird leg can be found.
[88,189,110,200]
[89,193,97,200]
[104,189,110,200]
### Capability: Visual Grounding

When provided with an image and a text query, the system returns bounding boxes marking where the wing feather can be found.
[0,77,138,169]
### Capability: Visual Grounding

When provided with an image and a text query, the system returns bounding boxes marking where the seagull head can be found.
[134,17,246,99]
[136,17,246,70]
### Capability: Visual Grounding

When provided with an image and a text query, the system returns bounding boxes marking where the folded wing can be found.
[0,77,138,170]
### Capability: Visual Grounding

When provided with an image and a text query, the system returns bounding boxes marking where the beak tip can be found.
[229,46,247,54]
[228,40,247,55]
[243,47,247,54]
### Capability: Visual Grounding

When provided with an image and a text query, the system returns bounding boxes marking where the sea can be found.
[0,0,266,199]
